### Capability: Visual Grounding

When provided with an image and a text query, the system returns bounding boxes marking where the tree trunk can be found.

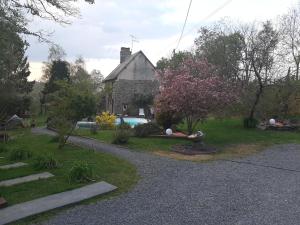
[249,63,264,120]
[58,124,76,149]
[249,82,263,120]
[186,117,193,135]
[296,62,299,80]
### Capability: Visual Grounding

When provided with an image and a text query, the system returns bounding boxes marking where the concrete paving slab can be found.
[0,162,28,170]
[0,172,54,187]
[0,181,117,225]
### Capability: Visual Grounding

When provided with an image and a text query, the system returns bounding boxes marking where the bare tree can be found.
[0,0,94,40]
[247,21,279,120]
[280,4,300,80]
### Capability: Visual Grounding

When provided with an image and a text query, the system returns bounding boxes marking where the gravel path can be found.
[32,128,300,225]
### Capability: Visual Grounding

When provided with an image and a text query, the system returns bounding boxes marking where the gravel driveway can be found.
[32,128,300,225]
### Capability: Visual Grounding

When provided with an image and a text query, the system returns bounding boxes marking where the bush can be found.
[68,161,93,183]
[155,111,182,130]
[112,129,130,144]
[243,117,258,128]
[34,154,59,170]
[0,144,8,153]
[96,112,116,129]
[134,122,161,137]
[49,135,60,143]
[117,122,132,130]
[9,148,32,161]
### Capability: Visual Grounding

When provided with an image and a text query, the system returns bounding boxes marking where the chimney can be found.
[120,47,131,63]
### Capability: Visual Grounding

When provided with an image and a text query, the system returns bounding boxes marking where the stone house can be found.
[103,47,159,116]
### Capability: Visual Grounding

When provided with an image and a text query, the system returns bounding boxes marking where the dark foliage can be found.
[9,148,32,160]
[112,129,130,144]
[134,122,161,137]
[243,117,258,129]
[34,154,59,169]
[155,111,182,130]
[68,161,93,183]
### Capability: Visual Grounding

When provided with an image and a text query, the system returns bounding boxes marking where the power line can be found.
[159,0,234,56]
[186,0,233,36]
[175,0,193,50]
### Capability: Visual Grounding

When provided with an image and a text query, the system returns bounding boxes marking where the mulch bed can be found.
[172,143,220,155]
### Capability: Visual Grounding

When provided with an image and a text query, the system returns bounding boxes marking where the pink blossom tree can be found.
[155,56,236,134]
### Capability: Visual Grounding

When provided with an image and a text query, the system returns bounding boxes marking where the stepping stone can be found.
[0,162,28,170]
[0,181,117,225]
[0,172,54,187]
[0,198,7,209]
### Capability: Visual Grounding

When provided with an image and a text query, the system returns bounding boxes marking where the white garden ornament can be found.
[269,118,276,125]
[166,128,173,136]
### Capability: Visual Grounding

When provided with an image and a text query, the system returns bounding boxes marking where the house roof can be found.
[103,51,155,82]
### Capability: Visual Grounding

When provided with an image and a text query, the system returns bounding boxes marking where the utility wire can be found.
[185,0,233,36]
[175,0,193,50]
[159,0,233,56]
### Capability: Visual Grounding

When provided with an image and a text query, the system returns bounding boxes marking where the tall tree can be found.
[280,4,300,80]
[0,18,34,117]
[41,46,70,113]
[42,60,70,101]
[48,81,96,148]
[71,56,90,82]
[156,51,192,73]
[194,24,244,82]
[247,21,279,120]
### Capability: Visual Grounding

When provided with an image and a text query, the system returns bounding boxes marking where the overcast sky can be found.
[27,0,299,81]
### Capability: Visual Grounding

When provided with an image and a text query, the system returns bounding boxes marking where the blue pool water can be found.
[76,117,149,129]
[115,117,148,127]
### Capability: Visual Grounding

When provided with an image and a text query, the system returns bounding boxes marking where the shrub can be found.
[112,129,130,144]
[34,154,59,170]
[243,117,258,128]
[68,161,93,183]
[49,135,60,143]
[96,112,116,129]
[0,144,8,153]
[134,122,161,137]
[9,148,32,161]
[155,111,182,130]
[117,122,132,130]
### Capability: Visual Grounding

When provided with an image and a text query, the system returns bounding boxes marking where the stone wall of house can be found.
[112,79,159,115]
[117,53,156,81]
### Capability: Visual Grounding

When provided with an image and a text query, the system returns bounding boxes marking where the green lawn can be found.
[75,129,190,152]
[74,118,300,160]
[186,118,300,146]
[0,130,138,207]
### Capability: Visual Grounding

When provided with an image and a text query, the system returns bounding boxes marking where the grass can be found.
[74,129,190,152]
[74,118,300,161]
[190,118,300,146]
[0,129,138,207]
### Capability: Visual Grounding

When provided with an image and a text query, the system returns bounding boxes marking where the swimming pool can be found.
[76,117,149,129]
[115,117,149,127]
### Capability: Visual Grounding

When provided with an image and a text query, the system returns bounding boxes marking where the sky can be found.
[27,0,299,81]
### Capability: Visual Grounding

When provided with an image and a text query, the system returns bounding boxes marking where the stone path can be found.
[0,162,27,170]
[0,181,117,225]
[32,128,300,225]
[0,172,54,187]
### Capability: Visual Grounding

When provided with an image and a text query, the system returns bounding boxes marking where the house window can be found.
[123,104,128,111]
